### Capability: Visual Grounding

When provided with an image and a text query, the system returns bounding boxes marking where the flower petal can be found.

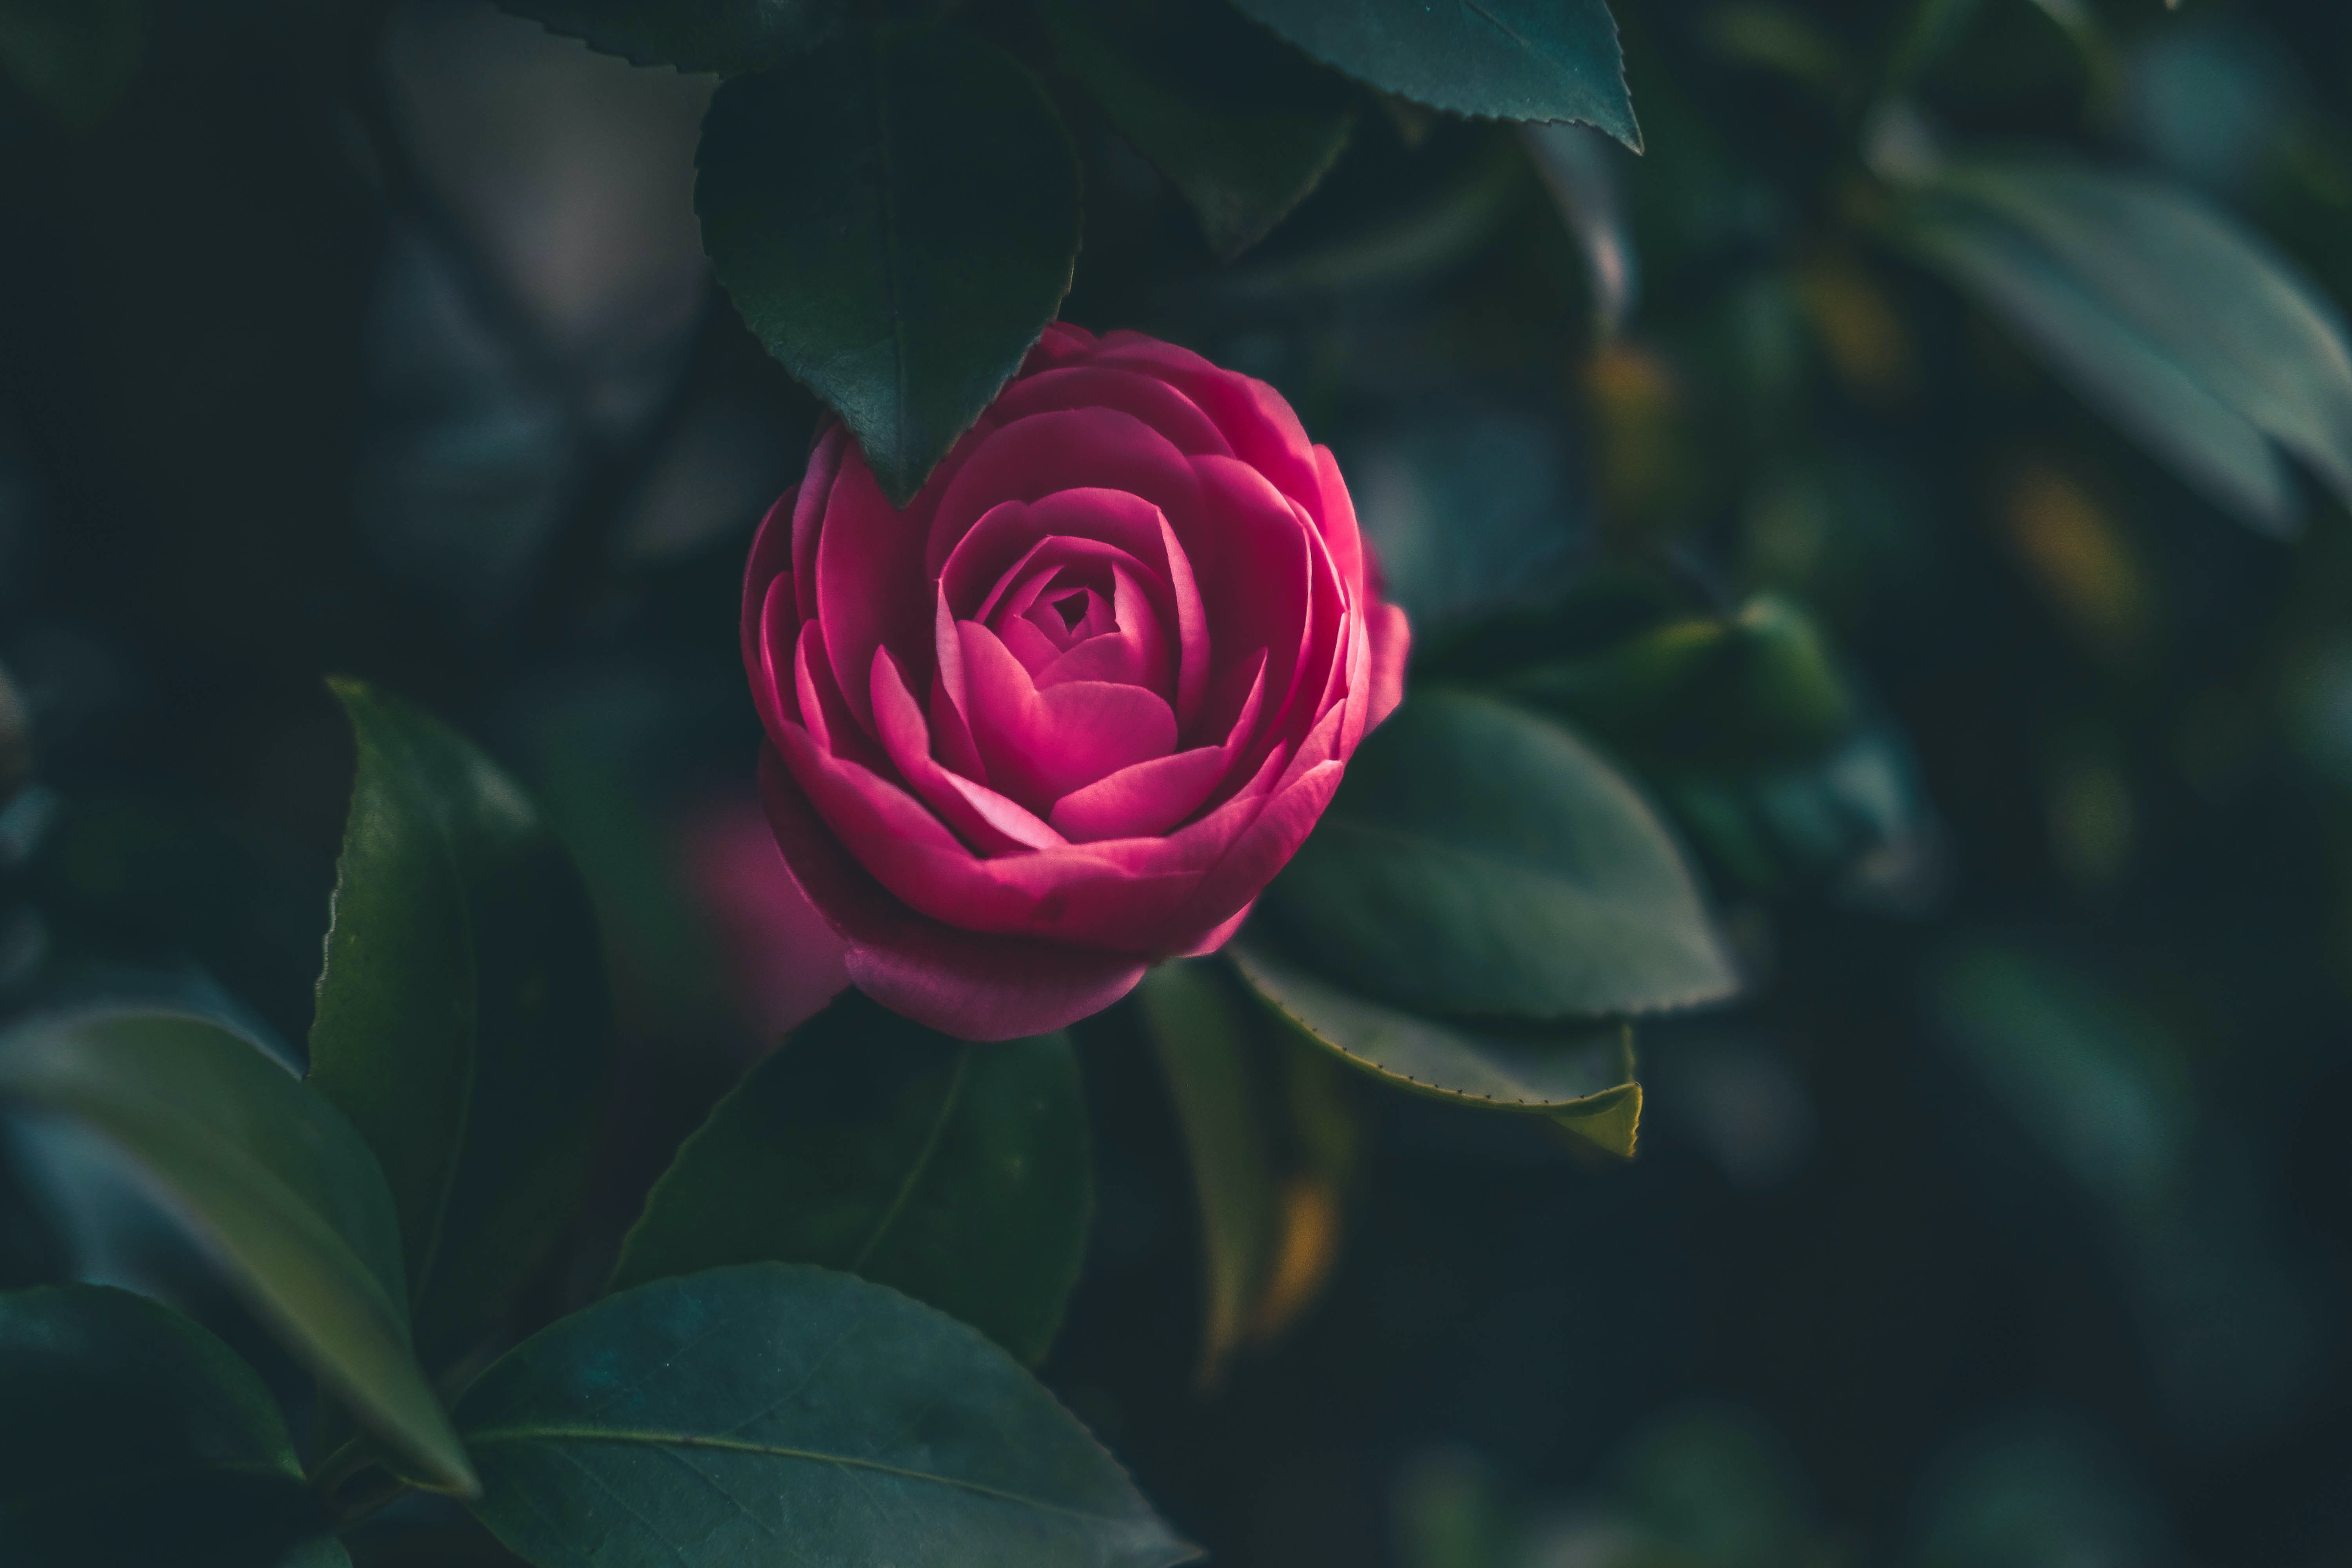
[759,746,1145,1041]
[871,648,1067,855]
[1036,565,1167,692]
[742,485,797,679]
[958,621,1178,810]
[753,572,797,740]
[1367,599,1410,732]
[816,439,937,735]
[987,365,1237,461]
[930,583,986,780]
[1159,514,1210,733]
[1096,332,1322,512]
[1155,760,1345,953]
[1049,743,1234,842]
[929,410,1207,568]
[792,425,846,625]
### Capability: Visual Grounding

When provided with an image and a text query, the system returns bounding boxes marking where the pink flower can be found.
[741,323,1408,1040]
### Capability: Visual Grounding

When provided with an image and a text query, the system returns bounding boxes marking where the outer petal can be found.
[815,439,939,735]
[1176,900,1254,958]
[752,574,797,741]
[741,485,797,681]
[1021,320,1100,374]
[1366,599,1410,732]
[791,425,847,624]
[986,366,1236,461]
[782,721,1210,950]
[1154,761,1345,953]
[1308,444,1366,600]
[760,747,1146,1040]
[1094,332,1322,512]
[930,410,1208,564]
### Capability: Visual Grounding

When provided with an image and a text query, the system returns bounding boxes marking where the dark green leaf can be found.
[1230,941,1641,1155]
[1451,589,1932,897]
[309,679,609,1373]
[1134,960,1281,1383]
[456,1263,1199,1568]
[1042,0,1354,260]
[1883,154,2352,537]
[494,0,840,75]
[0,1011,476,1494]
[1259,690,1737,1020]
[0,1283,345,1566]
[1655,719,1930,898]
[1225,0,1637,147]
[697,27,1080,504]
[608,992,1090,1365]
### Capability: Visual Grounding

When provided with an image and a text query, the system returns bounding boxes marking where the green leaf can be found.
[0,1283,344,1566]
[1230,942,1641,1155]
[494,0,840,75]
[1882,154,2352,537]
[1444,588,1931,897]
[309,679,609,1373]
[697,27,1081,505]
[608,992,1091,1365]
[1134,961,1282,1385]
[1042,0,1354,261]
[456,1263,1199,1568]
[1258,690,1737,1021]
[0,1011,477,1495]
[1225,0,1637,147]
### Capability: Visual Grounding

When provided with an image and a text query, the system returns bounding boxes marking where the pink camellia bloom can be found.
[741,322,1408,1040]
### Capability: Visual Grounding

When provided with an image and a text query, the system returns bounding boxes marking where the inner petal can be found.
[956,620,1178,812]
[1036,566,1169,692]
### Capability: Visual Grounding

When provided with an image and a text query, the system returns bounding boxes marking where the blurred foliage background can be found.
[5,0,2352,1563]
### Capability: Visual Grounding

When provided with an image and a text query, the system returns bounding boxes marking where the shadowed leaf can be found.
[609,992,1090,1364]
[309,679,609,1374]
[697,27,1080,503]
[456,1263,1198,1568]
[0,1012,475,1494]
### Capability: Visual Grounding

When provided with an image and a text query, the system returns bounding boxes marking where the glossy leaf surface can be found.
[1231,941,1641,1154]
[495,0,840,74]
[1885,155,2352,537]
[0,1283,339,1565]
[1228,0,1637,147]
[1043,0,1354,260]
[308,679,609,1373]
[697,27,1080,504]
[1259,690,1737,1021]
[457,1263,1198,1568]
[609,992,1090,1365]
[0,1011,475,1494]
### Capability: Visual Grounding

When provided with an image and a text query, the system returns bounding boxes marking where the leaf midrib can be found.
[395,724,483,1332]
[462,1425,1136,1524]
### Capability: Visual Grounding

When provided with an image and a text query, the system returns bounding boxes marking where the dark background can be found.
[4,1,2351,1564]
